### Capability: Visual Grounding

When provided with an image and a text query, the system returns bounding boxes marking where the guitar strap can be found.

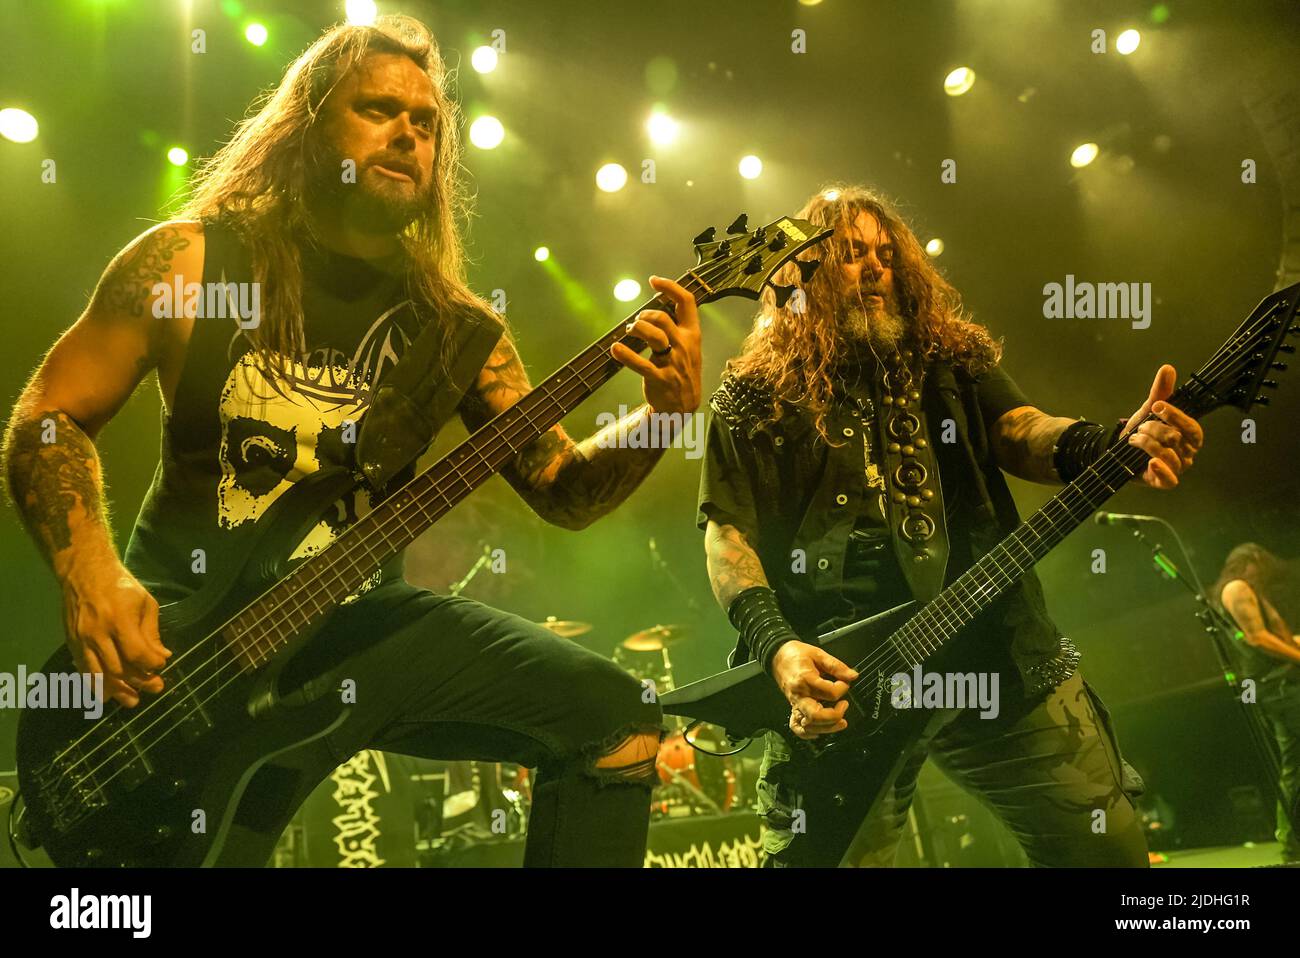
[869,349,950,602]
[355,301,504,492]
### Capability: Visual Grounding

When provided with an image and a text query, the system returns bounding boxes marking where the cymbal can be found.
[537,616,593,639]
[621,624,692,652]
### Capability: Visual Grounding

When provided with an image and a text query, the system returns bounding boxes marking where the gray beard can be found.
[840,306,907,353]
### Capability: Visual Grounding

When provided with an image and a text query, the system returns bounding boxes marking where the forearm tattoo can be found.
[705,521,769,611]
[991,407,1075,483]
[3,409,110,568]
[460,337,667,529]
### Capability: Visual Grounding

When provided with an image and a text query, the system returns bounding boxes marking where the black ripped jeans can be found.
[279,578,664,867]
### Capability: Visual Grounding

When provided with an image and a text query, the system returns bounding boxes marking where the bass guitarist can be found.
[3,16,702,867]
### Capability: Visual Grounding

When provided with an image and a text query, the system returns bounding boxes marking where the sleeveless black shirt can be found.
[124,221,428,603]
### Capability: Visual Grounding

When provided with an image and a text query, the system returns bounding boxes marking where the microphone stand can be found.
[1121,520,1296,839]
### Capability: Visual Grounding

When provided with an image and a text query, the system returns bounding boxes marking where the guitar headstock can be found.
[1172,281,1300,418]
[689,213,832,307]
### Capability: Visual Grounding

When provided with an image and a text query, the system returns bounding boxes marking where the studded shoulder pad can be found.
[710,373,777,437]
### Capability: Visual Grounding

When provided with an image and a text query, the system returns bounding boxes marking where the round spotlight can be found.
[738,154,763,179]
[1070,142,1100,168]
[596,162,628,192]
[534,246,550,262]
[822,189,840,202]
[614,279,642,302]
[344,0,378,25]
[167,146,190,166]
[1116,29,1141,55]
[943,67,976,97]
[471,45,499,74]
[647,111,679,146]
[0,108,38,143]
[469,115,505,150]
[244,23,268,47]
[925,238,945,257]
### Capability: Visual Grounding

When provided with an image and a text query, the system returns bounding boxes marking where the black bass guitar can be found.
[15,214,831,867]
[661,283,1300,767]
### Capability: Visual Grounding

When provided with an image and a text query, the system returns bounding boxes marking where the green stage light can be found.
[0,108,38,143]
[614,279,641,302]
[469,116,504,149]
[345,0,378,26]
[534,246,550,262]
[245,23,268,47]
[167,146,189,166]
[1070,142,1099,168]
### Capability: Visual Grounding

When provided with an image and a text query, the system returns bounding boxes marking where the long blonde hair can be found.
[727,185,1000,441]
[179,14,496,377]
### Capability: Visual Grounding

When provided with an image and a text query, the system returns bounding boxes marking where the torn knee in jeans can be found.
[584,724,663,787]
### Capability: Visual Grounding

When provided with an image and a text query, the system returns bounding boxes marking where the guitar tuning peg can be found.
[797,259,821,283]
[767,233,788,252]
[743,254,763,275]
[715,240,732,258]
[693,226,716,245]
[771,283,797,308]
[727,214,749,235]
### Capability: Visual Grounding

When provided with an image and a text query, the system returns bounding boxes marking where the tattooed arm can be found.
[990,365,1202,488]
[458,276,702,531]
[2,221,202,706]
[704,519,769,610]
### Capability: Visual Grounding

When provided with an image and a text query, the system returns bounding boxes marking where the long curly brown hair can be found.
[1212,542,1298,626]
[179,15,496,379]
[725,184,1001,441]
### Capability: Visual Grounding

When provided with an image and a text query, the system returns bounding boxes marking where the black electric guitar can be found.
[15,214,831,867]
[662,283,1300,772]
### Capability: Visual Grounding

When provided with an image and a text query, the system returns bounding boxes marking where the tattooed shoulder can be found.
[94,224,196,320]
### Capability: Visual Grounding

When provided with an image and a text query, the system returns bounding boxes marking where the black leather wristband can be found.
[727,586,808,673]
[1052,419,1119,483]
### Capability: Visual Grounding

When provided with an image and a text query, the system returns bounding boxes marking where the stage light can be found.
[472,46,499,74]
[469,116,504,149]
[244,22,268,47]
[943,67,976,97]
[1116,29,1141,55]
[596,163,628,192]
[167,146,189,166]
[1070,142,1099,168]
[798,0,823,5]
[647,111,679,146]
[345,0,377,26]
[0,108,38,143]
[925,238,945,257]
[738,154,763,179]
[822,189,840,201]
[614,279,641,302]
[534,246,550,262]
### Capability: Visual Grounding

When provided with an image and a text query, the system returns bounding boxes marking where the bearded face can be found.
[306,52,439,234]
[835,211,908,352]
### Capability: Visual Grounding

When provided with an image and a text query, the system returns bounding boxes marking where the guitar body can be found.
[16,468,359,867]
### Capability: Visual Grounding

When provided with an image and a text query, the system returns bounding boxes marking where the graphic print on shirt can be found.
[215,302,414,599]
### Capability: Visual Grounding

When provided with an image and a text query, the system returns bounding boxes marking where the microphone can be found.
[1093,511,1161,527]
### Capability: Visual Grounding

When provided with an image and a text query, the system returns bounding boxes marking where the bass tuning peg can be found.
[771,283,797,308]
[797,259,821,282]
[693,226,716,245]
[743,254,763,275]
[727,214,749,235]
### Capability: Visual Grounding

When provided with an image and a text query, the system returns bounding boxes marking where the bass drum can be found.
[653,726,739,816]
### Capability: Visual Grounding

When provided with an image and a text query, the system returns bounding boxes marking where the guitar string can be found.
[43,235,819,804]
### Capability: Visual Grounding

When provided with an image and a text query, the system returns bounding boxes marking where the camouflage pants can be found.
[756,671,1149,867]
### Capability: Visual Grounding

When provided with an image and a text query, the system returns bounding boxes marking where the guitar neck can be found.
[227,277,698,657]
[879,424,1155,669]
